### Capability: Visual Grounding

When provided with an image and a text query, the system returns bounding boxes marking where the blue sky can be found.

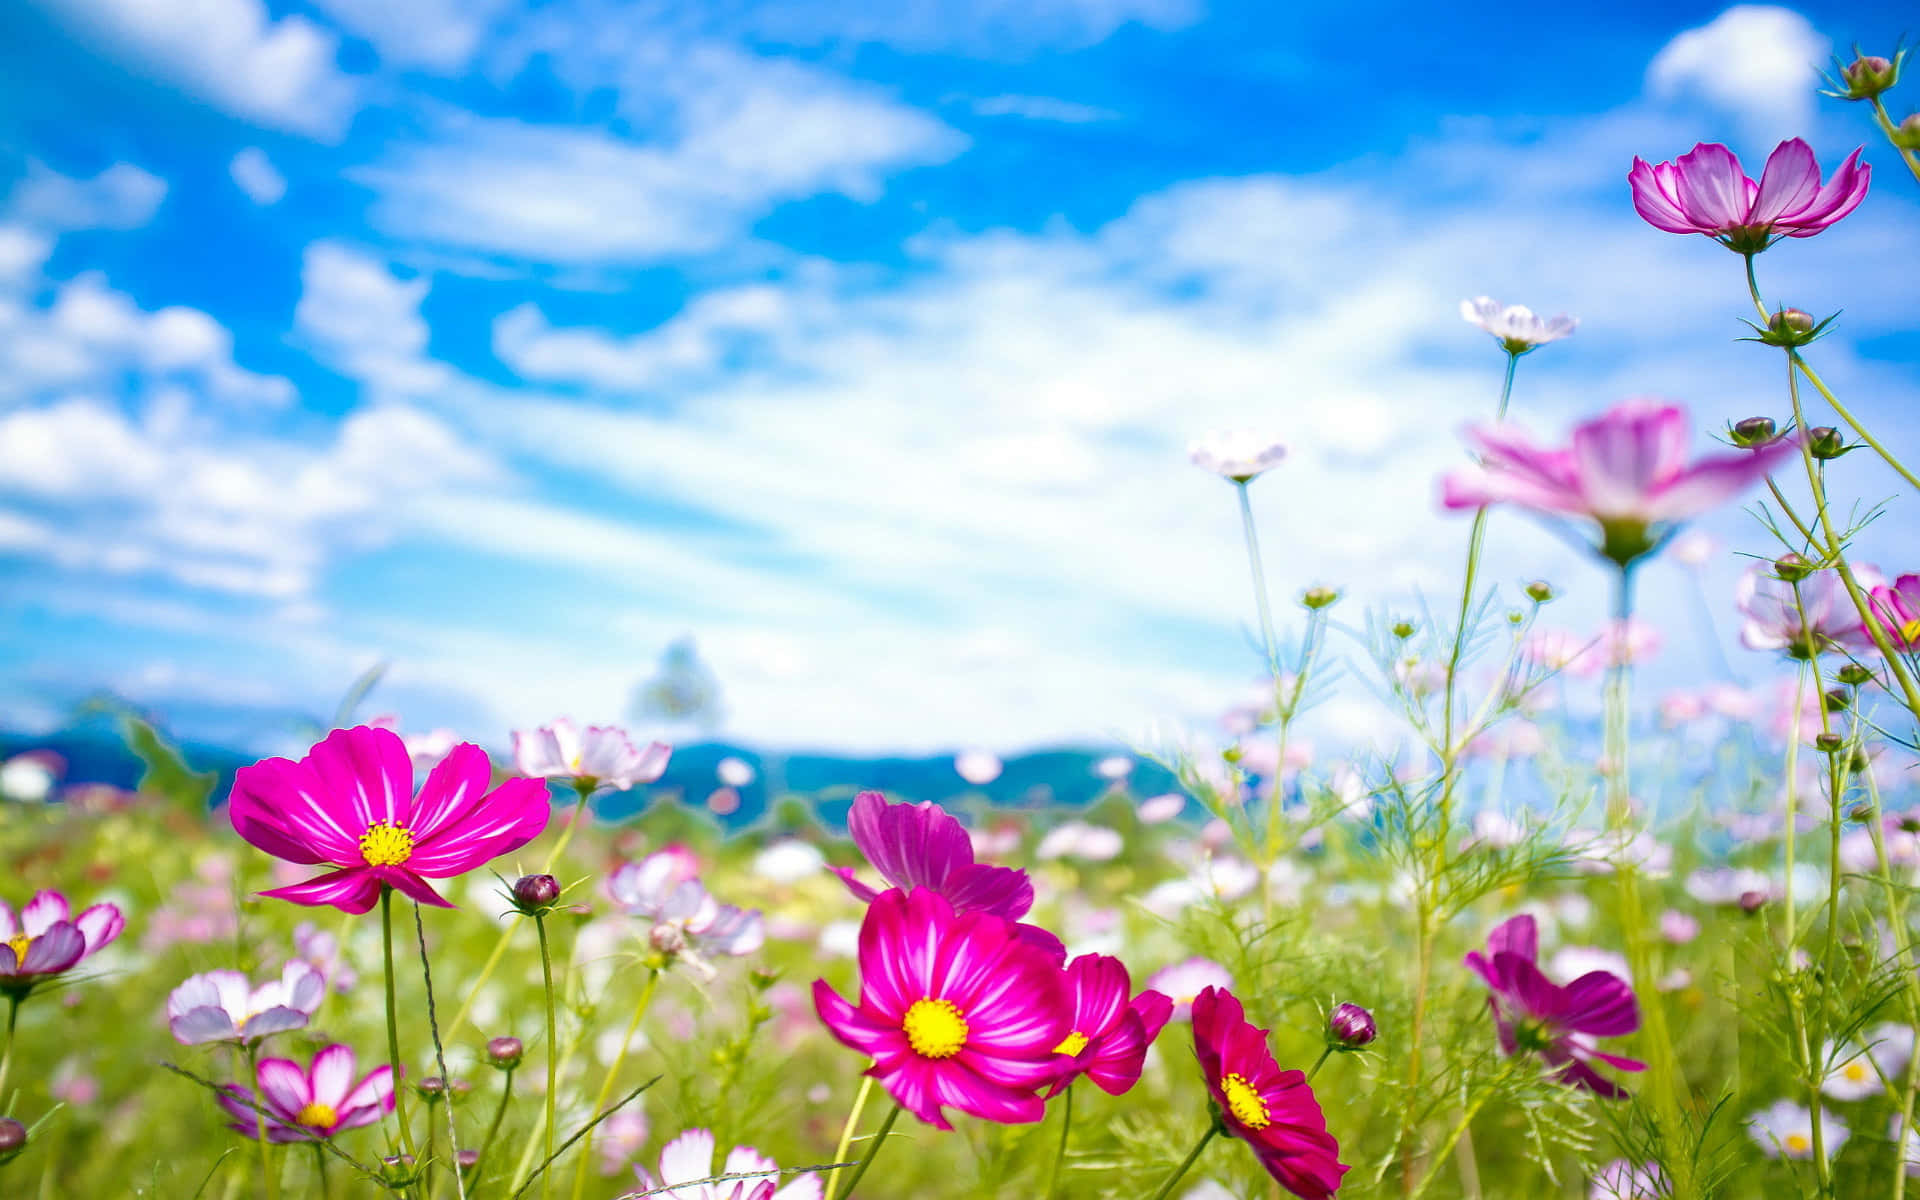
[1,0,1917,757]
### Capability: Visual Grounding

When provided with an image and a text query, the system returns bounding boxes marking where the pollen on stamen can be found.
[295,1102,338,1130]
[1221,1072,1271,1130]
[902,997,969,1059]
[1055,1030,1090,1057]
[359,821,415,868]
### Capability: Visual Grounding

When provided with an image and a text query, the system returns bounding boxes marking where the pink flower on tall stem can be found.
[0,890,124,997]
[1190,987,1348,1200]
[1465,914,1644,1097]
[1867,574,1920,651]
[1047,954,1173,1097]
[217,1043,393,1142]
[228,725,550,914]
[834,790,1063,959]
[1739,563,1883,657]
[813,887,1070,1130]
[1629,139,1870,254]
[1441,400,1798,567]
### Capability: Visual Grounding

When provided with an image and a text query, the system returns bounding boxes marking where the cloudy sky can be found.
[0,0,1916,756]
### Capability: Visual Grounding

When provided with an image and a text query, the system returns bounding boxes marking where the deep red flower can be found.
[1191,987,1348,1200]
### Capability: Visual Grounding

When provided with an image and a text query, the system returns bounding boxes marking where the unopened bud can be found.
[1730,416,1779,447]
[416,1076,447,1102]
[1823,688,1850,713]
[1815,732,1845,753]
[1836,663,1875,687]
[1301,586,1341,610]
[1840,54,1898,99]
[1896,113,1920,151]
[457,1150,480,1171]
[1524,580,1555,604]
[1848,803,1876,823]
[381,1155,419,1187]
[1772,553,1815,583]
[511,874,561,914]
[1758,307,1824,348]
[1808,427,1846,460]
[1391,620,1415,640]
[1328,1002,1377,1047]
[1506,608,1525,625]
[486,1036,523,1069]
[0,1117,25,1161]
[1222,745,1244,764]
[1739,890,1768,914]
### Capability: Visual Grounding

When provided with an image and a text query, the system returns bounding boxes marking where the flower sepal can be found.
[1739,307,1838,349]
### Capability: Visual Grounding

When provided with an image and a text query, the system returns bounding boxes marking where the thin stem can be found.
[382,887,419,1161]
[1042,1083,1073,1200]
[1806,644,1848,1198]
[823,1076,873,1200]
[1783,665,1807,949]
[571,969,659,1200]
[1790,350,1920,495]
[1235,480,1282,681]
[246,1043,281,1200]
[0,994,18,1111]
[313,1142,332,1200]
[1494,348,1518,420]
[449,780,596,1041]
[1869,97,1920,185]
[834,1103,902,1200]
[475,1066,516,1187]
[414,903,468,1200]
[1304,1046,1334,1083]
[1145,1125,1219,1200]
[535,914,558,1200]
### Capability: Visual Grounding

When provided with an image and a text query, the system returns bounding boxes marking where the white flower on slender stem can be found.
[512,718,670,791]
[1748,1098,1848,1160]
[1187,432,1287,483]
[167,962,325,1045]
[1460,296,1577,354]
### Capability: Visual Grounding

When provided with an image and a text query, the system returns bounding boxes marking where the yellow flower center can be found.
[1784,1132,1811,1156]
[1843,1061,1870,1083]
[1055,1031,1090,1057]
[295,1102,338,1130]
[1221,1072,1270,1130]
[4,933,30,962]
[359,821,415,867]
[902,998,969,1059]
[1902,618,1920,645]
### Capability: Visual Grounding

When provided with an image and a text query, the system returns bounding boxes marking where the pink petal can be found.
[20,922,85,973]
[377,868,454,908]
[406,777,551,876]
[254,1057,313,1119]
[229,757,361,864]
[1643,439,1797,523]
[21,889,69,936]
[849,792,974,897]
[260,867,385,915]
[1629,158,1703,234]
[813,979,901,1059]
[1062,954,1132,1042]
[337,1064,395,1117]
[1672,143,1753,230]
[1562,971,1640,1037]
[305,725,415,830]
[309,1043,358,1108]
[404,742,497,842]
[74,903,123,954]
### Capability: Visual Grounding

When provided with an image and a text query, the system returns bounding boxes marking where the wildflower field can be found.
[6,19,1920,1200]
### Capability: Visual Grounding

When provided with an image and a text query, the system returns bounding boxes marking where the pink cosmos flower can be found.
[0,889,124,996]
[1867,574,1920,651]
[609,850,764,975]
[1739,563,1883,657]
[1190,987,1348,1200]
[512,718,670,792]
[229,725,551,915]
[833,790,1062,960]
[168,962,325,1045]
[632,1128,823,1200]
[1189,432,1288,483]
[1149,958,1234,1022]
[813,887,1070,1130]
[1629,139,1870,253]
[1441,399,1798,567]
[217,1043,394,1143]
[1047,954,1173,1098]
[1464,915,1644,1098]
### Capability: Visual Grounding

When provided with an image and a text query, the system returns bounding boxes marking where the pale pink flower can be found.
[1599,618,1663,667]
[954,749,1003,786]
[1147,957,1233,1021]
[511,718,670,792]
[1188,432,1287,482]
[1137,793,1186,824]
[1460,296,1576,354]
[1738,563,1883,658]
[1630,139,1870,253]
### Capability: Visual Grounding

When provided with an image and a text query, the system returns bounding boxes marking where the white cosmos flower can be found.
[953,749,1003,786]
[1460,295,1578,353]
[1749,1098,1847,1160]
[167,961,325,1045]
[634,1128,822,1200]
[1187,431,1287,482]
[512,718,670,790]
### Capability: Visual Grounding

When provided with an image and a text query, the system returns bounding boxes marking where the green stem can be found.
[1805,643,1848,1198]
[535,914,557,1200]
[475,1066,516,1189]
[1869,97,1920,186]
[382,888,419,1162]
[1304,1046,1334,1083]
[571,969,659,1200]
[1789,350,1920,495]
[448,780,595,1041]
[834,1103,902,1200]
[1043,1084,1073,1200]
[823,1076,874,1200]
[412,903,467,1200]
[0,994,18,1112]
[313,1142,332,1200]
[1145,1124,1219,1200]
[246,1043,281,1200]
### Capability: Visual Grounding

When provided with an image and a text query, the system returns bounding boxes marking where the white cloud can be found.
[308,0,513,70]
[0,227,54,284]
[356,48,963,262]
[493,284,792,392]
[969,94,1119,123]
[1646,6,1828,141]
[7,161,166,230]
[229,148,286,205]
[294,242,450,394]
[39,0,359,138]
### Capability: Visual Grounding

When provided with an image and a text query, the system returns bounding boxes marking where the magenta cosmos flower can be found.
[229,725,551,914]
[1738,562,1883,658]
[1465,914,1643,1098]
[1441,399,1798,567]
[1868,575,1920,651]
[813,887,1069,1130]
[512,717,670,792]
[1191,987,1348,1200]
[1047,954,1173,1097]
[834,790,1063,960]
[1629,139,1870,254]
[0,889,123,996]
[218,1043,394,1142]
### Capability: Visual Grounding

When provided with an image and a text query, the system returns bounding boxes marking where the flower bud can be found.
[1895,113,1920,152]
[1390,620,1415,640]
[1808,426,1846,459]
[457,1149,480,1172]
[1756,307,1824,348]
[486,1036,523,1069]
[1739,890,1768,914]
[1836,662,1875,687]
[1524,580,1555,604]
[1848,803,1876,823]
[1221,744,1244,764]
[1840,54,1898,99]
[1301,586,1341,611]
[1822,688,1850,714]
[0,1117,25,1161]
[1328,1002,1377,1047]
[381,1155,420,1188]
[416,1076,447,1102]
[1730,416,1778,447]
[511,874,561,914]
[1815,732,1845,753]
[1772,553,1815,582]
